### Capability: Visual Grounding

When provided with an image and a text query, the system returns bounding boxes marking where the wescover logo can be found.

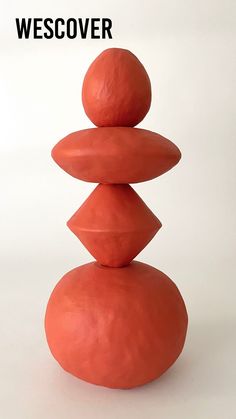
[15,18,112,39]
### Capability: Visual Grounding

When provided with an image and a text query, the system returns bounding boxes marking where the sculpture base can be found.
[45,261,188,389]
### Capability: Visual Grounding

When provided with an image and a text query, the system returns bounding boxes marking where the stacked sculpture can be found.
[45,48,188,389]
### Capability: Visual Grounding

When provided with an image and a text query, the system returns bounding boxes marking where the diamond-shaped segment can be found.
[67,184,161,267]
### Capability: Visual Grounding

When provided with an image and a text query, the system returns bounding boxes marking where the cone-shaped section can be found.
[67,184,161,267]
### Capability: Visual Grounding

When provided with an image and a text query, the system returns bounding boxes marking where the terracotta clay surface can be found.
[82,48,151,127]
[51,127,181,183]
[67,184,161,267]
[46,48,188,389]
[45,261,188,389]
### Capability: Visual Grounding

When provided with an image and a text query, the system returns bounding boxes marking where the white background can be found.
[0,1,236,418]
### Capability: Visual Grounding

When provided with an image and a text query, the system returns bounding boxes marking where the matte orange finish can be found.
[46,48,188,389]
[51,127,181,183]
[67,184,161,267]
[82,48,151,127]
[45,261,188,389]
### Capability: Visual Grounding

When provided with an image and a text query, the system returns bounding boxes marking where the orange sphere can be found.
[82,48,151,127]
[45,262,188,389]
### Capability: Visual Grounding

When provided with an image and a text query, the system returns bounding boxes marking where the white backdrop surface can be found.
[0,1,236,418]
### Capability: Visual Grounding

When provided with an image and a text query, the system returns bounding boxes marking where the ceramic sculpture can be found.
[45,48,188,389]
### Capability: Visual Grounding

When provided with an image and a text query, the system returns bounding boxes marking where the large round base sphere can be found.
[45,262,188,389]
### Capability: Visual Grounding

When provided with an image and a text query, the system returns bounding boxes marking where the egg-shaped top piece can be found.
[82,48,151,127]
